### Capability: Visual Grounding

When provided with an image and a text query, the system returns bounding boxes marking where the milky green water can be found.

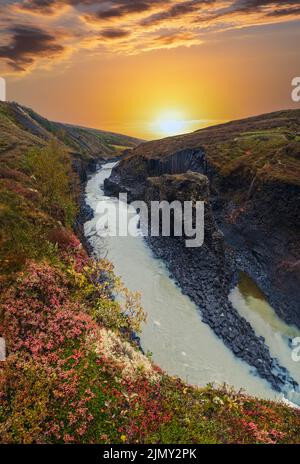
[238,272,299,339]
[230,272,300,405]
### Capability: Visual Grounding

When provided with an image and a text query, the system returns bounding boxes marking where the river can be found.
[84,162,300,406]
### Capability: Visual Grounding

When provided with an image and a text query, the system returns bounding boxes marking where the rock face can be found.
[73,157,99,254]
[143,172,224,256]
[104,147,208,202]
[209,171,300,328]
[104,156,299,394]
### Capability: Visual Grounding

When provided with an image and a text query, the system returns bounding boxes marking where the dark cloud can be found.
[0,25,65,71]
[99,27,131,39]
[17,0,99,15]
[141,0,216,26]
[267,5,300,16]
[17,0,58,14]
[229,0,300,14]
[18,0,172,21]
[88,0,170,21]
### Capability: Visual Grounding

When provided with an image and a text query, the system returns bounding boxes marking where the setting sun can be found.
[152,110,189,137]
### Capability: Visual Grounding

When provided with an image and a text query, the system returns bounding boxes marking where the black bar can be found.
[0,444,297,462]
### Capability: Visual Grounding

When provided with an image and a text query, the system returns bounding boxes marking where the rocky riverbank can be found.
[72,156,98,254]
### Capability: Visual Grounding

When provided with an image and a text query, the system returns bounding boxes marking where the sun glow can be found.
[152,110,189,137]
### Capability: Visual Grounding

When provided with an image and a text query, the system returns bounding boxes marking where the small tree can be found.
[26,139,77,225]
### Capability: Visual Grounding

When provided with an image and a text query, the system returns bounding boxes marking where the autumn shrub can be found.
[47,227,82,251]
[64,255,146,336]
[1,246,300,444]
[0,356,53,443]
[0,261,95,358]
[150,381,300,445]
[0,167,29,183]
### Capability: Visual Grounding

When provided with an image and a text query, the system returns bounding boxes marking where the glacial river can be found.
[84,162,300,406]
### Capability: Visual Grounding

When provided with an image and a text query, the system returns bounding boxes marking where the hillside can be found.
[122,109,300,185]
[1,102,300,444]
[0,101,142,168]
[0,100,141,275]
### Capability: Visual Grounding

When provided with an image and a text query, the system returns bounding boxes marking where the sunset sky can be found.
[1,0,300,139]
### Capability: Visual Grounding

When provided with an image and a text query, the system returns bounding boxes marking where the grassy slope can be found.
[24,106,142,159]
[0,103,300,444]
[2,101,142,161]
[126,109,300,186]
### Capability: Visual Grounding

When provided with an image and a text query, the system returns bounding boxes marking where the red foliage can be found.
[0,261,95,359]
[0,260,171,443]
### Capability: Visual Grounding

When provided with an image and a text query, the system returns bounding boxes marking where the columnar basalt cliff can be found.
[211,171,300,328]
[104,147,208,201]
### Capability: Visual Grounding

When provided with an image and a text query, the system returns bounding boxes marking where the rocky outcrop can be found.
[209,172,300,328]
[72,157,99,254]
[104,147,208,202]
[105,119,300,329]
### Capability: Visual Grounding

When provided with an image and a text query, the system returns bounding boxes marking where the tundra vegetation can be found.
[0,103,300,444]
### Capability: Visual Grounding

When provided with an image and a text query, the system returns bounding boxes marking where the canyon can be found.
[1,101,300,443]
[103,110,300,398]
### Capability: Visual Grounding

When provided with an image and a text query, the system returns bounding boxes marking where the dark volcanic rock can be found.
[104,147,208,202]
[106,139,300,329]
[209,172,300,329]
[73,157,100,253]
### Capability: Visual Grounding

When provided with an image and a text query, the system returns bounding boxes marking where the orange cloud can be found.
[0,0,300,73]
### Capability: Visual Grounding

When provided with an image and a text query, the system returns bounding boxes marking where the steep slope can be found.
[20,103,142,158]
[0,100,142,274]
[108,108,300,185]
[0,101,142,165]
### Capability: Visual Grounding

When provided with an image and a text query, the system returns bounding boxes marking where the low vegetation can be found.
[1,239,300,444]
